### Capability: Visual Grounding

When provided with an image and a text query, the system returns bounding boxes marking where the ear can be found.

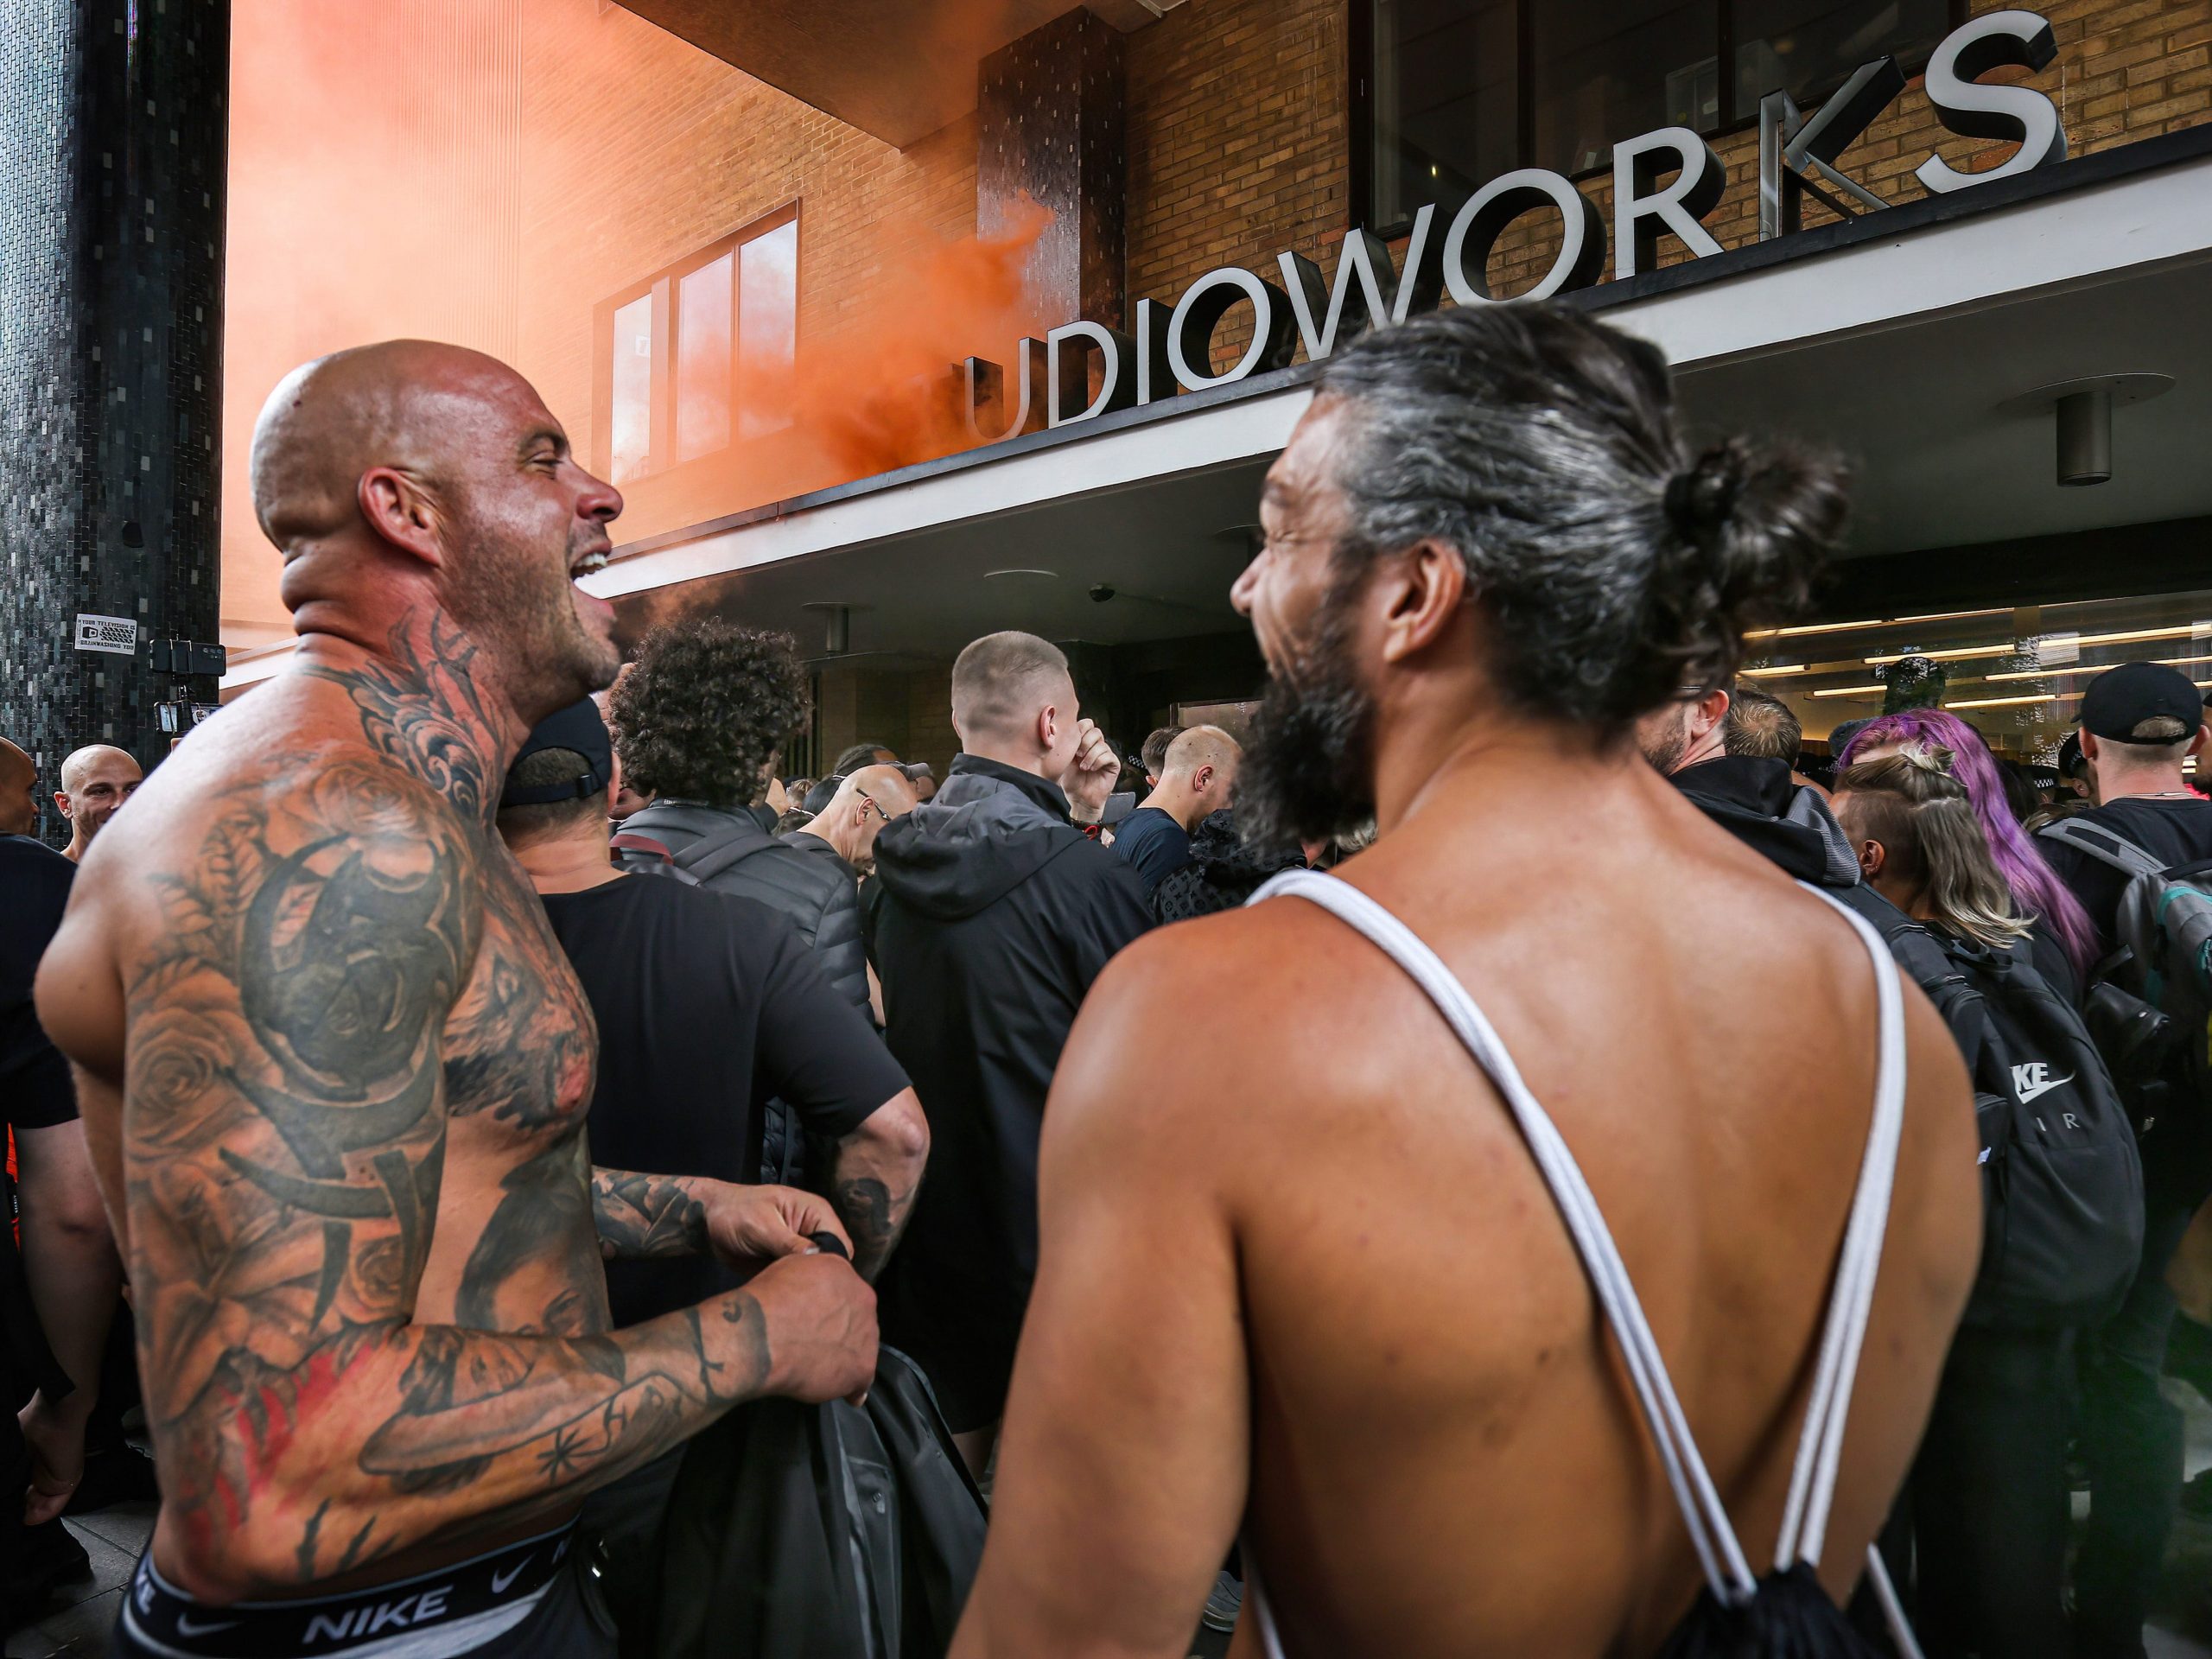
[2081,731,2101,765]
[1376,538,1467,666]
[1694,688,1731,741]
[2191,724,2210,760]
[1856,838,1885,881]
[358,466,446,569]
[605,752,624,815]
[1192,763,1214,795]
[52,790,71,819]
[1036,703,1061,754]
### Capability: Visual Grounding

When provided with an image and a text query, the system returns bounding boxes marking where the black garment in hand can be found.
[868,754,1154,1431]
[540,878,909,1327]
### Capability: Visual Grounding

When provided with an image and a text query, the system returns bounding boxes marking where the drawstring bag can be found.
[1244,872,1923,1659]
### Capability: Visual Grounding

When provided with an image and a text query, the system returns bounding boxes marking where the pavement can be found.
[5,1386,2209,1658]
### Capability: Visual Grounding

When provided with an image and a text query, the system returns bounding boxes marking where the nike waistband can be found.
[118,1522,575,1659]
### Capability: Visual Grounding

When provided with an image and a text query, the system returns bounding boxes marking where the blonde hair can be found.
[1837,744,2031,951]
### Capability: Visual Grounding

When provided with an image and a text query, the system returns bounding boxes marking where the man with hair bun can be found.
[868,629,1148,1477]
[953,303,1979,1658]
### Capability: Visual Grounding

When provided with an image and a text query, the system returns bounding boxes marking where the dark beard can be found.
[1238,594,1376,851]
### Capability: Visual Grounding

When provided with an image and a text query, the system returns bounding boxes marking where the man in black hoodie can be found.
[869,631,1150,1471]
[1638,680,1867,891]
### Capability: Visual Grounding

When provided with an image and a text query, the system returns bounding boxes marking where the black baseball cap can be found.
[500,698,613,807]
[2056,731,2087,779]
[2078,662,2207,743]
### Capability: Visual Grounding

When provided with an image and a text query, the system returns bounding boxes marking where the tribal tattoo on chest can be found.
[118,618,769,1586]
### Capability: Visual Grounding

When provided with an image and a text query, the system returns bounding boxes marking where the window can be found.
[595,207,798,485]
[1363,0,1957,227]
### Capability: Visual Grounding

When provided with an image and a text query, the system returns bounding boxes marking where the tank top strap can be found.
[1245,868,1908,1604]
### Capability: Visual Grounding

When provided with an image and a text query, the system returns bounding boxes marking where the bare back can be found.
[954,760,1979,1658]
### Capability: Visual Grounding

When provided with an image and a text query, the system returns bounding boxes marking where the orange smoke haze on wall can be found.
[221,0,1058,644]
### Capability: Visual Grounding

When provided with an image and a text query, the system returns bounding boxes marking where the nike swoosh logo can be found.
[175,1613,243,1637]
[2018,1073,2075,1104]
[491,1554,532,1595]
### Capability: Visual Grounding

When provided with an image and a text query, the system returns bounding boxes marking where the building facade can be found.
[219,0,2212,778]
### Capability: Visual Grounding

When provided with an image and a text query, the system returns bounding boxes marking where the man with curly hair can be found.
[609,620,869,1022]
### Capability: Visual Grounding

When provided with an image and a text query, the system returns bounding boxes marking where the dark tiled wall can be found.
[1,0,228,841]
[979,8,1128,330]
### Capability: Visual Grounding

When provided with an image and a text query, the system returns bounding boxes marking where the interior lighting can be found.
[1745,607,2009,641]
[1739,664,1808,677]
[1943,681,2212,712]
[1811,684,1888,698]
[1866,624,2206,668]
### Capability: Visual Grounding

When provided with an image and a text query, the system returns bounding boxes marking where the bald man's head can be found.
[0,738,37,838]
[1148,724,1242,829]
[251,339,626,721]
[55,744,141,852]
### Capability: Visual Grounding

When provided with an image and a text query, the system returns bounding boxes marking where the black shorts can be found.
[113,1525,617,1659]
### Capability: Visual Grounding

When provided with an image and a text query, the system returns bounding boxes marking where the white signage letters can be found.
[963,8,2066,433]
[1915,10,2067,192]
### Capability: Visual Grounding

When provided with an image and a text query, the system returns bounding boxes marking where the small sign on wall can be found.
[73,613,138,656]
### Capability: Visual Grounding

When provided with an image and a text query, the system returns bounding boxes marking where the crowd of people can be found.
[2,305,2209,1658]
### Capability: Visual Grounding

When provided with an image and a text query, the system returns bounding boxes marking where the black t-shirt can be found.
[2041,795,2212,957]
[1110,806,1191,894]
[539,876,910,1326]
[2,836,78,1130]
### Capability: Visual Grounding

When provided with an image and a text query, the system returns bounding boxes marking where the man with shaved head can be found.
[52,744,141,861]
[1112,725,1241,895]
[33,341,876,1656]
[868,630,1148,1476]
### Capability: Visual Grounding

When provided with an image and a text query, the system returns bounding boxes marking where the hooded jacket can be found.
[1669,755,1863,888]
[866,754,1153,1431]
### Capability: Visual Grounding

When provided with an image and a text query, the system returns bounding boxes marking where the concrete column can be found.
[1,0,229,839]
[977,8,1128,330]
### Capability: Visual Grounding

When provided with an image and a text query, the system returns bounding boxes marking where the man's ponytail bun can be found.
[1318,306,1849,734]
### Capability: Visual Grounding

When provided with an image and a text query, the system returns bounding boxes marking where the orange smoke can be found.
[774,196,1056,488]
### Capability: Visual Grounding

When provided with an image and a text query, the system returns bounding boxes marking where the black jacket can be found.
[1152,809,1306,923]
[866,755,1154,1430]
[614,799,870,1014]
[1670,755,1863,889]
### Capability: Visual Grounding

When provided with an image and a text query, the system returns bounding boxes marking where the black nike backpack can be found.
[1874,912,2144,1327]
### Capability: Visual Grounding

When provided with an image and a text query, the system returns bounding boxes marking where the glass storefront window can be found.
[1365,0,1962,223]
[1748,588,2212,767]
[610,292,656,486]
[737,218,798,441]
[1732,0,1951,125]
[597,207,798,482]
[1532,0,1720,177]
[676,251,734,464]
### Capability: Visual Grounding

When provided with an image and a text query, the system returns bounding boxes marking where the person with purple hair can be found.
[1840,708,2096,995]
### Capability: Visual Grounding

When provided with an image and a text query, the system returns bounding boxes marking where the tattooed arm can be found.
[590,1167,854,1264]
[828,1089,929,1280]
[48,756,874,1602]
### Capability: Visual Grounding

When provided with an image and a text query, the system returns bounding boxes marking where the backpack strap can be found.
[1247,870,1908,1600]
[671,822,782,885]
[2039,818,2167,880]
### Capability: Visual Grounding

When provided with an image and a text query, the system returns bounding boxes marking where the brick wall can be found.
[515,0,976,545]
[1124,0,1350,360]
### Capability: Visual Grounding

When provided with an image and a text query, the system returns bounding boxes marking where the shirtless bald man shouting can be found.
[35,341,875,1656]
